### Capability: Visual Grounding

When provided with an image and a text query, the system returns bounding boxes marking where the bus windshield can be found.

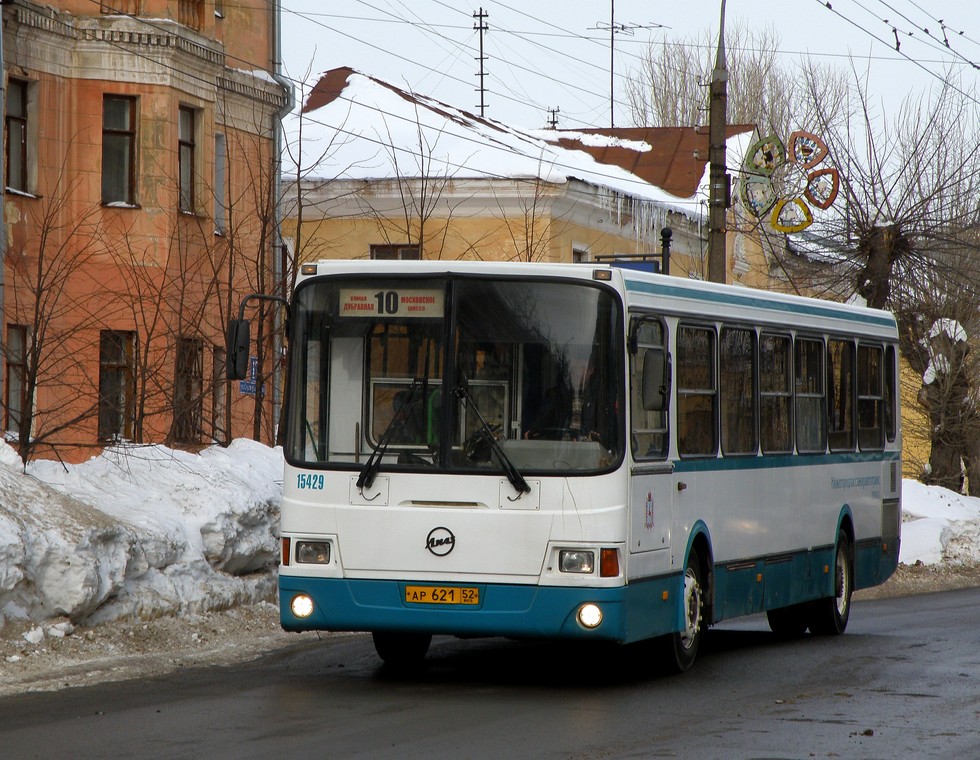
[286,275,624,476]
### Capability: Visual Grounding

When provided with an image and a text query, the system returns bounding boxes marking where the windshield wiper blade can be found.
[356,378,423,491]
[455,382,531,497]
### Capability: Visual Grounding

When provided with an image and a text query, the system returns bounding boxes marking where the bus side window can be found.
[884,345,897,442]
[720,326,757,455]
[857,344,884,450]
[760,333,793,454]
[630,318,668,460]
[795,337,826,453]
[828,338,855,452]
[677,325,717,457]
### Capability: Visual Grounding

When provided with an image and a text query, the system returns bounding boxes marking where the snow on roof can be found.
[284,67,755,221]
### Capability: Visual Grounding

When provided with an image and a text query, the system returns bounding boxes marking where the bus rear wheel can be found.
[372,631,432,667]
[808,530,853,636]
[658,550,705,673]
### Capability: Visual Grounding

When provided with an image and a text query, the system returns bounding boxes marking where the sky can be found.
[276,0,980,131]
[0,436,977,635]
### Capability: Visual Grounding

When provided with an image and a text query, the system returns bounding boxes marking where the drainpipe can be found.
[0,5,7,414]
[270,0,294,443]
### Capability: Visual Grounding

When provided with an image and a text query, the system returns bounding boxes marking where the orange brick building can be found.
[2,1,290,462]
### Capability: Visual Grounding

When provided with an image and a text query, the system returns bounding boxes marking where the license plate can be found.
[405,585,479,605]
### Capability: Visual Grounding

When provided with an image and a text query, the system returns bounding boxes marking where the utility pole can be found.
[707,0,729,284]
[473,8,489,117]
[547,107,560,129]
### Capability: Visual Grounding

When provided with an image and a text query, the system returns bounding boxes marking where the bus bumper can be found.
[279,575,679,643]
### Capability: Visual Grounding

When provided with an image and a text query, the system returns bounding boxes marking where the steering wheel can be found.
[525,427,580,441]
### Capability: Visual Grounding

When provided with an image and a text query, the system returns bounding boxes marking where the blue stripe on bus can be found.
[673,450,900,474]
[624,278,897,329]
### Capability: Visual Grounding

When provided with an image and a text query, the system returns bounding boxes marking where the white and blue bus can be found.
[236,260,901,671]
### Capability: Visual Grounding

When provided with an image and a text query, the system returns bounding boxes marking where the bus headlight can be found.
[291,594,315,619]
[577,603,603,629]
[559,550,595,574]
[295,541,331,564]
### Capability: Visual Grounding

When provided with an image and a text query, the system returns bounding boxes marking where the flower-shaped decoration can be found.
[739,130,840,233]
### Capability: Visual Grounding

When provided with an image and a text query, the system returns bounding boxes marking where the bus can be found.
[230,260,901,671]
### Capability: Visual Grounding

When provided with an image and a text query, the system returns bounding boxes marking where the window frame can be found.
[98,330,137,442]
[4,324,28,435]
[178,105,197,214]
[719,325,758,456]
[5,79,29,193]
[629,315,669,461]
[759,332,793,454]
[795,336,827,454]
[370,244,421,260]
[101,95,138,206]
[676,323,718,458]
[174,337,205,443]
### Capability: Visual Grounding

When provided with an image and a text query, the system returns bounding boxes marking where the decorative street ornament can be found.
[738,129,839,233]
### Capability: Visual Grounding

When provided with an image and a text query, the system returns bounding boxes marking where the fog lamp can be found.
[296,541,331,564]
[291,594,314,619]
[577,603,603,629]
[559,550,595,574]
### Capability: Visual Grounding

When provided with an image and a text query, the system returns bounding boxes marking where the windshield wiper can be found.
[356,378,423,491]
[455,380,531,497]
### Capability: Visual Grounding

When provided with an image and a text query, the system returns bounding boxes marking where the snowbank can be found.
[0,437,977,631]
[0,440,282,628]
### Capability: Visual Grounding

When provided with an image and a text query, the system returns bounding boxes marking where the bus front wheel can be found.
[372,631,432,667]
[808,530,853,636]
[658,550,705,673]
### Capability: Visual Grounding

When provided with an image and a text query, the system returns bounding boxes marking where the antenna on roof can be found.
[474,8,490,117]
[590,1,665,128]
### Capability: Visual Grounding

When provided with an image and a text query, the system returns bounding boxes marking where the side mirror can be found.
[226,319,251,380]
[641,348,669,412]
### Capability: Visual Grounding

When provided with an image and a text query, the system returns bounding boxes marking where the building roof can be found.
[555,125,756,199]
[290,67,755,220]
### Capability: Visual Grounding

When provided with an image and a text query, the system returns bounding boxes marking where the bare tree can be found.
[3,159,115,463]
[624,23,835,136]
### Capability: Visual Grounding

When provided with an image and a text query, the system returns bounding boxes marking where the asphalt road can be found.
[1,588,977,760]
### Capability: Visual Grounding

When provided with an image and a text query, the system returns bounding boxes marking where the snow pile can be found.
[901,480,980,566]
[0,440,282,628]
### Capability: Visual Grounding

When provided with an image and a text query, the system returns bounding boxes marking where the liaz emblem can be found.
[425,527,455,556]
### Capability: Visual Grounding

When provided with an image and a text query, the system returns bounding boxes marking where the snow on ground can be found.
[0,439,282,631]
[0,438,978,637]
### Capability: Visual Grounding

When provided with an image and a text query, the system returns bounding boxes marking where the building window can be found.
[174,338,204,443]
[6,79,29,193]
[370,244,420,260]
[102,95,137,205]
[214,132,227,233]
[99,331,136,442]
[4,325,28,435]
[572,244,590,263]
[179,106,196,213]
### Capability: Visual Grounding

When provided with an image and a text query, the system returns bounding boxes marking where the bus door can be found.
[628,316,673,557]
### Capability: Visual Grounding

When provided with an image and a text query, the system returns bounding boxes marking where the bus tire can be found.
[372,631,432,667]
[766,604,808,638]
[659,550,705,673]
[808,530,853,636]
